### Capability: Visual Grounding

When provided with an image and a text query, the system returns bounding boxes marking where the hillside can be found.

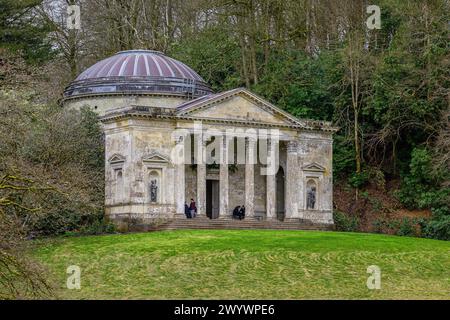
[33,230,450,299]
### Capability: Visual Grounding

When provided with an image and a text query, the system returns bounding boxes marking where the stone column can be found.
[219,135,229,218]
[285,140,298,220]
[266,139,277,220]
[196,138,207,217]
[175,136,185,216]
[245,137,256,218]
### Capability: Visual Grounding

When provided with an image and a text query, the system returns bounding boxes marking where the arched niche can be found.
[115,168,124,203]
[143,152,169,205]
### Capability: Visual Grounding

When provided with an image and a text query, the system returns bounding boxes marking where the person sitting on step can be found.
[238,205,245,220]
[232,206,241,219]
[184,202,191,219]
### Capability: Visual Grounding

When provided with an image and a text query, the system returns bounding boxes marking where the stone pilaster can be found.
[219,135,230,218]
[196,138,207,217]
[297,139,306,217]
[266,139,277,220]
[245,137,256,218]
[174,136,185,215]
[285,140,298,220]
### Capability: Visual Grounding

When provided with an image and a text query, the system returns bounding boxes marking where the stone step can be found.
[167,224,322,229]
[164,225,324,230]
[134,218,333,232]
[158,226,326,231]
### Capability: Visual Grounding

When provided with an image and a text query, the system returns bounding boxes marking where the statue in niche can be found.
[307,186,316,210]
[150,179,158,202]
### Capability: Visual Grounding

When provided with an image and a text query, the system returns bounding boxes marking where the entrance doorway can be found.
[206,180,219,219]
[276,166,285,221]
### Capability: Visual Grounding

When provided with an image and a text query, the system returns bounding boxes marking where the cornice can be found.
[100,111,339,133]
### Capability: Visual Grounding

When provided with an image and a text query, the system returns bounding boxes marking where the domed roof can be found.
[64,50,212,99]
[75,50,204,81]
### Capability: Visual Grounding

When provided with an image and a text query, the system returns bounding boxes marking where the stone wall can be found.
[64,94,187,116]
[104,118,179,220]
[297,131,334,224]
[228,165,246,212]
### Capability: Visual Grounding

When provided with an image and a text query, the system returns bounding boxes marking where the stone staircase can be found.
[134,217,334,232]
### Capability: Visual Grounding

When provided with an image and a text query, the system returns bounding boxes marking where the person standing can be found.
[189,198,197,218]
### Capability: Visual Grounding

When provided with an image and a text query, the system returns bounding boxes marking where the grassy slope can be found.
[33,230,450,299]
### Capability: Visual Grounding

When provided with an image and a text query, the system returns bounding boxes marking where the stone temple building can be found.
[63,50,338,228]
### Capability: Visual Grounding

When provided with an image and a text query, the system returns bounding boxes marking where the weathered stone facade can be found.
[64,50,338,227]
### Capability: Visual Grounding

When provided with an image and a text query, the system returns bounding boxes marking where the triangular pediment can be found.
[108,153,126,164]
[177,88,301,126]
[302,162,326,172]
[142,152,169,163]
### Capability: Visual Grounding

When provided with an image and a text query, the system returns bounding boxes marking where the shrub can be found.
[396,147,450,240]
[373,217,424,237]
[396,218,417,237]
[372,218,388,234]
[31,210,115,236]
[31,210,83,236]
[78,215,116,235]
[370,197,383,212]
[397,148,448,209]
[333,211,359,232]
[348,171,370,189]
[422,215,450,241]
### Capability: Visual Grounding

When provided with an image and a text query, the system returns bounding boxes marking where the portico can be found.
[177,132,298,221]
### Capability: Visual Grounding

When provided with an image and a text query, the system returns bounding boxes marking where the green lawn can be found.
[33,230,450,299]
